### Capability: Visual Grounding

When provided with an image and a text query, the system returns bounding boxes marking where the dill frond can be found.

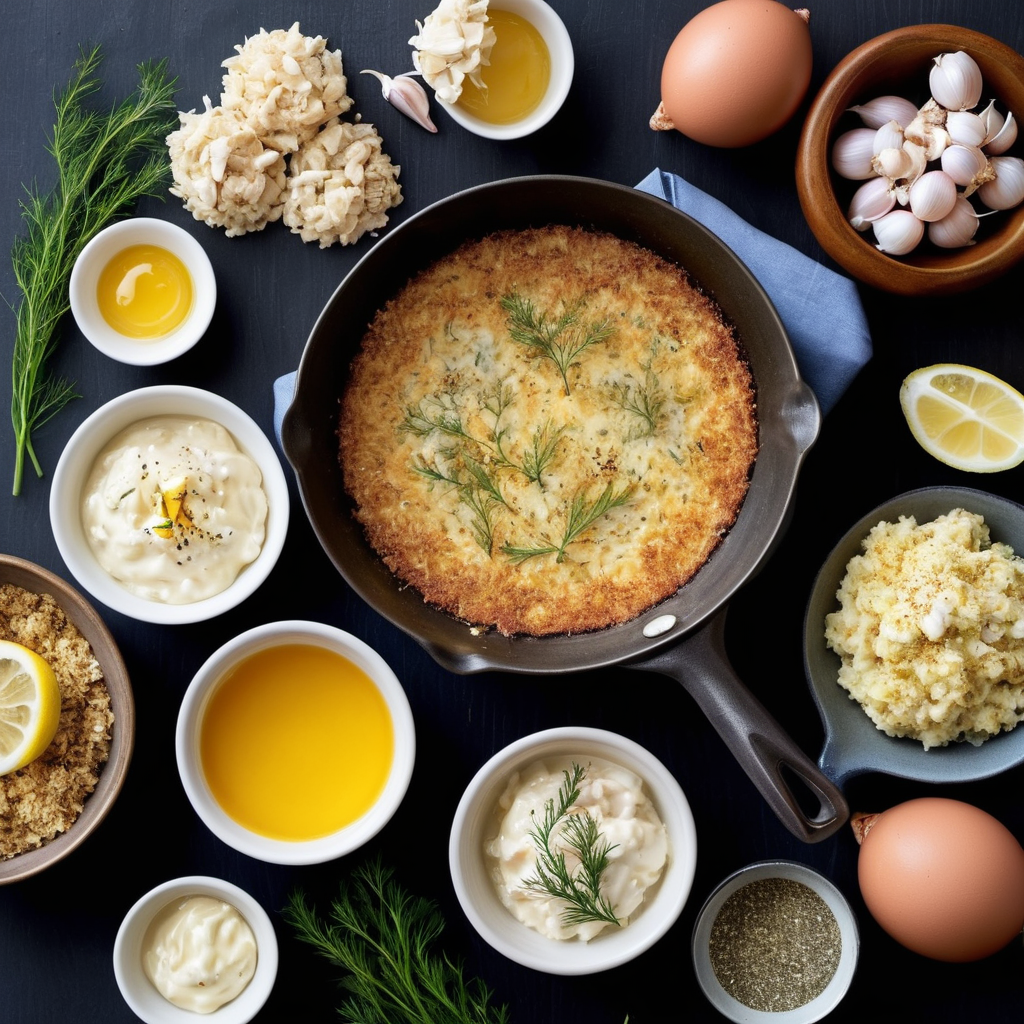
[9,47,177,494]
[520,763,620,929]
[284,858,511,1024]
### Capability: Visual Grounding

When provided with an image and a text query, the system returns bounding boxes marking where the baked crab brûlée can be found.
[339,225,757,636]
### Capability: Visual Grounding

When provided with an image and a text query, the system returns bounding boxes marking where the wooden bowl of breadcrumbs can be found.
[0,554,133,883]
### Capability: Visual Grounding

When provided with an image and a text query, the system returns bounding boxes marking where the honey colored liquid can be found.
[96,243,193,339]
[457,9,551,124]
[199,644,395,841]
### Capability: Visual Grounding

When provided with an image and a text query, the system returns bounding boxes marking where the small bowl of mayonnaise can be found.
[113,875,278,1024]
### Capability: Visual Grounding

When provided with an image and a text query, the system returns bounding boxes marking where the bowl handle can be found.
[632,608,849,843]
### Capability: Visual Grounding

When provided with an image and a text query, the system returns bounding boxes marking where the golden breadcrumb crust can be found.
[339,226,757,636]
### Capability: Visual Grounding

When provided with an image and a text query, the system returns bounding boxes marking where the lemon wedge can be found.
[899,364,1024,473]
[0,639,61,776]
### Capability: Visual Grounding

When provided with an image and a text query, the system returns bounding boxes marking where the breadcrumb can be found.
[0,585,112,859]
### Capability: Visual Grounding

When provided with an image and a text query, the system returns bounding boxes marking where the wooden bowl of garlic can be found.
[796,24,1024,295]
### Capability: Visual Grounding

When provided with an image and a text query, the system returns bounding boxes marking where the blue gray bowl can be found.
[804,486,1024,786]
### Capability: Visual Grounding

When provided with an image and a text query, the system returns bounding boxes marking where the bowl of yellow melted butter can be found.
[70,217,216,365]
[440,0,574,140]
[176,620,415,865]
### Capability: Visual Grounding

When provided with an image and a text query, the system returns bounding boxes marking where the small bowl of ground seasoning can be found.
[691,860,859,1024]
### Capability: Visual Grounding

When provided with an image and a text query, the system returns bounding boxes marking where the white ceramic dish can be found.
[176,620,416,865]
[449,726,696,975]
[49,385,289,625]
[437,0,574,140]
[691,860,859,1024]
[69,217,216,365]
[113,875,277,1024]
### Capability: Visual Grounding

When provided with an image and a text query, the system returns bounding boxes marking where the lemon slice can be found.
[899,364,1024,473]
[0,640,61,776]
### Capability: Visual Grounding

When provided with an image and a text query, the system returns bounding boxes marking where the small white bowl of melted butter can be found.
[50,385,289,625]
[113,875,278,1024]
[425,0,574,140]
[70,217,216,366]
[450,727,697,974]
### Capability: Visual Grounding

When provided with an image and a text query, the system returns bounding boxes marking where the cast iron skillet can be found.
[282,175,849,842]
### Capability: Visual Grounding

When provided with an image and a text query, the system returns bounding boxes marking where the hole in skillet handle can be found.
[633,608,850,843]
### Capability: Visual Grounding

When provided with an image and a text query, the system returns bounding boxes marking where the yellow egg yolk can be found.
[457,9,551,124]
[199,644,394,842]
[96,244,193,339]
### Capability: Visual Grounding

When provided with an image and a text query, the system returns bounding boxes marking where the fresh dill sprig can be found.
[502,480,635,564]
[413,454,507,555]
[284,858,510,1024]
[520,763,620,929]
[612,371,666,440]
[8,47,178,495]
[501,289,615,395]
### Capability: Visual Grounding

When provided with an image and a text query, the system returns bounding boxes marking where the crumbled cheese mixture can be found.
[168,21,402,245]
[824,509,1024,749]
[0,584,112,859]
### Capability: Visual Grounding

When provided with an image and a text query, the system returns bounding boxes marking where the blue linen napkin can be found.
[635,168,872,414]
[273,170,872,444]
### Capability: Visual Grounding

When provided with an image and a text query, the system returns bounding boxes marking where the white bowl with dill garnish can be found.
[449,727,697,975]
[691,860,859,1023]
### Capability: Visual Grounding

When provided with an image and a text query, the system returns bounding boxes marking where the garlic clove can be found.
[977,99,1004,142]
[985,110,1017,156]
[847,95,919,130]
[929,50,984,111]
[945,110,988,148]
[927,195,981,248]
[362,69,438,132]
[872,146,912,180]
[847,176,896,230]
[904,100,950,161]
[940,143,989,184]
[977,155,1024,211]
[872,208,925,255]
[908,169,958,222]
[872,119,905,154]
[831,127,878,180]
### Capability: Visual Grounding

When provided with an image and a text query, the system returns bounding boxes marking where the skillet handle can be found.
[633,608,849,843]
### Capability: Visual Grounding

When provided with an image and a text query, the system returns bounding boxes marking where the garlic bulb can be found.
[945,110,987,148]
[985,110,1017,156]
[832,128,878,179]
[939,144,994,195]
[848,95,919,130]
[927,195,981,248]
[847,176,896,230]
[872,208,925,255]
[908,170,958,222]
[361,70,438,132]
[977,155,1024,211]
[929,51,983,111]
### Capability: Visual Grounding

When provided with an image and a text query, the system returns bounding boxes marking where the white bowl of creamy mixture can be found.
[449,726,697,974]
[70,217,216,366]
[113,875,277,1024]
[176,620,416,865]
[50,385,289,624]
[421,0,574,140]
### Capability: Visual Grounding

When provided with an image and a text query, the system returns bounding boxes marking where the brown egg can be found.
[657,0,813,148]
[857,797,1024,962]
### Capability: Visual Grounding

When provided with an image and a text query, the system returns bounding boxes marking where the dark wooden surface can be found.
[2,1,1023,1021]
